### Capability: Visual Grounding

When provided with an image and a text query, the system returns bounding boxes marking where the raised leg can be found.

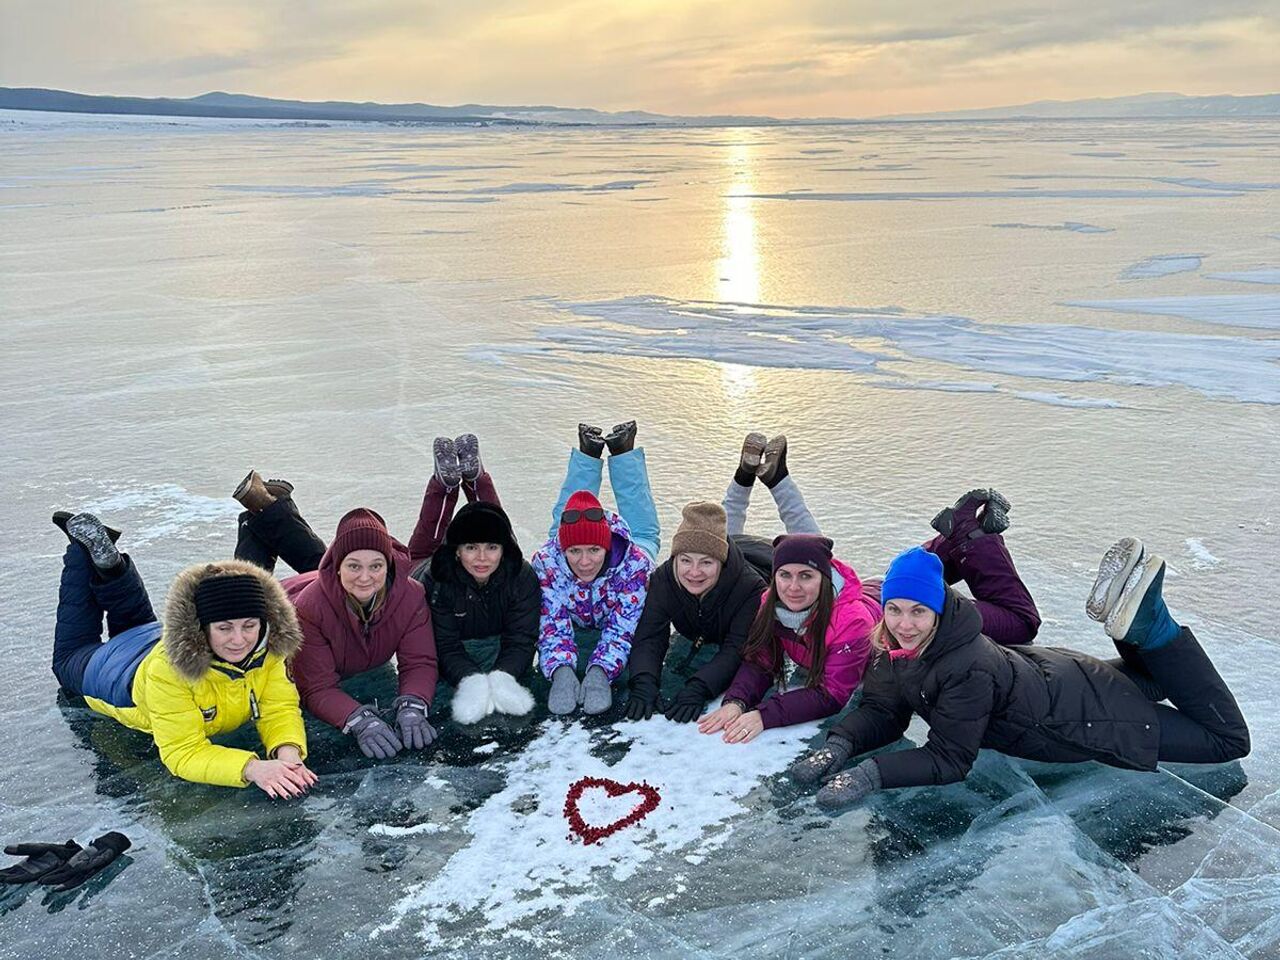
[723,479,752,538]
[52,545,106,693]
[936,533,1040,646]
[548,448,604,540]
[1145,628,1250,763]
[768,475,821,535]
[607,448,660,561]
[236,496,326,573]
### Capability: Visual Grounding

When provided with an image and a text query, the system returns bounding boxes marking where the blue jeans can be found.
[547,448,660,560]
[53,545,156,694]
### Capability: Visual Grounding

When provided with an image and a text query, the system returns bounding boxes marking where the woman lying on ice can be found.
[231,475,437,760]
[532,421,659,717]
[791,539,1251,809]
[696,434,883,742]
[409,436,541,725]
[49,512,315,796]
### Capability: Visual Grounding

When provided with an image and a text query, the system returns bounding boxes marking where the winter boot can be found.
[548,666,582,716]
[604,420,637,456]
[1086,537,1146,623]
[578,423,605,459]
[1105,554,1179,650]
[931,488,1010,540]
[580,665,613,715]
[433,437,462,489]
[757,435,789,488]
[736,432,767,488]
[455,433,482,483]
[65,513,123,573]
[263,478,294,500]
[53,511,121,544]
[232,470,276,513]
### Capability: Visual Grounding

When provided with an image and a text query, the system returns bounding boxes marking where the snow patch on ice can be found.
[1121,254,1204,280]
[992,221,1113,234]
[508,296,1280,405]
[83,484,240,542]
[471,742,500,755]
[369,821,448,837]
[1184,539,1223,570]
[1205,269,1280,285]
[1066,295,1280,331]
[375,716,814,941]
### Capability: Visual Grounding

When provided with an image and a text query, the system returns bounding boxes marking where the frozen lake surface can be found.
[1,110,1278,959]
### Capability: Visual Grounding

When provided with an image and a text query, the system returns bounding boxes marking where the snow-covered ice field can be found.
[1,109,1278,958]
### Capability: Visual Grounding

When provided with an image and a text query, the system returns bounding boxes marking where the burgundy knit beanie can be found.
[558,490,612,552]
[331,508,394,564]
[771,533,834,580]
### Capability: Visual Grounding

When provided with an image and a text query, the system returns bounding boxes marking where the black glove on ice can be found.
[38,832,131,891]
[392,695,437,751]
[816,759,883,811]
[663,679,711,724]
[0,841,81,884]
[344,705,403,759]
[624,675,661,721]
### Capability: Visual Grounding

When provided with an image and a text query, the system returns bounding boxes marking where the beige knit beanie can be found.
[670,501,729,563]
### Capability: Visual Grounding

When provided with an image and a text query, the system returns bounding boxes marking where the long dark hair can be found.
[742,576,836,689]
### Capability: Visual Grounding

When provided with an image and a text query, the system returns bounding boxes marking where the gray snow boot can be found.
[580,665,613,715]
[548,666,582,716]
[434,437,462,488]
[66,513,123,572]
[455,433,482,483]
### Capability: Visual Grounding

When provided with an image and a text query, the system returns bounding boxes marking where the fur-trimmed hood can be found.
[163,559,304,682]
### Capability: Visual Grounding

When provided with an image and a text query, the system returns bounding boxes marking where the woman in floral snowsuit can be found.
[531,422,658,717]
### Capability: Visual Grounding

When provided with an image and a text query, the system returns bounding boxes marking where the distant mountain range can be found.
[1,86,1277,126]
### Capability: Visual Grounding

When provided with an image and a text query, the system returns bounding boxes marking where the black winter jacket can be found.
[629,538,766,696]
[413,547,541,687]
[832,587,1160,789]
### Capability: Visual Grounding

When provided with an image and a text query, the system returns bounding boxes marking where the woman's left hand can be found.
[697,702,743,735]
[722,710,764,744]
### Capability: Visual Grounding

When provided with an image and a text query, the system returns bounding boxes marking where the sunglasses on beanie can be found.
[561,507,606,524]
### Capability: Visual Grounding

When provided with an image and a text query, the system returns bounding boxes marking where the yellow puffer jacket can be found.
[86,559,307,788]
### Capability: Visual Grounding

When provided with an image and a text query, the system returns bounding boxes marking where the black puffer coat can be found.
[629,538,766,695]
[831,587,1160,789]
[412,504,541,686]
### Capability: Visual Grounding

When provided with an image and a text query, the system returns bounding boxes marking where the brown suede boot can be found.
[232,469,276,513]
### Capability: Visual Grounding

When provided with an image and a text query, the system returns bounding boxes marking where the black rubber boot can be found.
[578,423,605,458]
[604,420,637,456]
[53,511,121,544]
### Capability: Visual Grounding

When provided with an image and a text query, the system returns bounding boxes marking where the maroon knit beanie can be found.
[331,508,394,564]
[558,490,612,552]
[771,533,834,580]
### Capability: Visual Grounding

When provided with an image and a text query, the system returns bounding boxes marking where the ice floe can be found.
[1205,269,1280,285]
[1121,254,1205,280]
[1066,295,1280,331]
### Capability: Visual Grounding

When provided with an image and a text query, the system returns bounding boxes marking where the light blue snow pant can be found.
[548,447,660,561]
[722,475,820,537]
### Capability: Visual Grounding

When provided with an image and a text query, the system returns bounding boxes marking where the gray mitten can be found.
[580,665,613,716]
[392,695,437,750]
[789,735,854,786]
[548,666,581,716]
[816,759,883,811]
[344,705,403,759]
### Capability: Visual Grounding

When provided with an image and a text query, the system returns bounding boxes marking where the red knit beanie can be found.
[331,508,395,564]
[558,490,612,552]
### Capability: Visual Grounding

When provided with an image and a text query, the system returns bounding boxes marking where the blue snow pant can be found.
[53,544,157,696]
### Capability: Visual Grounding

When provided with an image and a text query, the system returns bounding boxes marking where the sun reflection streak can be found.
[714,139,763,399]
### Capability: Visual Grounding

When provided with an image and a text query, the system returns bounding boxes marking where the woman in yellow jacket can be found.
[51,512,317,797]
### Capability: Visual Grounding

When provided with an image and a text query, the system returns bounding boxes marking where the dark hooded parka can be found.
[832,587,1162,789]
[411,501,541,686]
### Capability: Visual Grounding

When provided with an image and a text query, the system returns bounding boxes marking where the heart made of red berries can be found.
[563,776,661,845]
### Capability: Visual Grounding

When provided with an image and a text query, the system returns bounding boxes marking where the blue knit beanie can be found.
[881,546,945,614]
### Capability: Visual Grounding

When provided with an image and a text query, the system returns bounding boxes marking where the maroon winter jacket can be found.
[284,509,438,729]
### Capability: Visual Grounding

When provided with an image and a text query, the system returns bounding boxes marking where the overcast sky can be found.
[2,1,1276,117]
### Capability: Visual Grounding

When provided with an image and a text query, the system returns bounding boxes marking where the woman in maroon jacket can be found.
[281,508,439,759]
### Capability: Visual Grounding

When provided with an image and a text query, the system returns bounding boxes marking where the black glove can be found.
[788,735,854,785]
[816,759,883,811]
[0,841,81,884]
[344,705,403,759]
[392,695,437,750]
[624,675,661,721]
[37,832,131,891]
[663,679,711,724]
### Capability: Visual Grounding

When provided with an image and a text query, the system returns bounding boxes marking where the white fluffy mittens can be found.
[450,671,535,724]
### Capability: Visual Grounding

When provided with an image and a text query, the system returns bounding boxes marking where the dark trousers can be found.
[235,495,327,574]
[53,545,156,694]
[407,472,501,564]
[925,533,1041,646]
[1121,628,1250,763]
